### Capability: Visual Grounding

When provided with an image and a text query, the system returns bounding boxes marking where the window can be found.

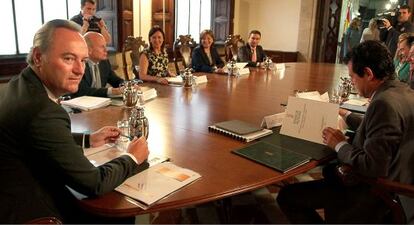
[174,0,211,42]
[0,0,79,56]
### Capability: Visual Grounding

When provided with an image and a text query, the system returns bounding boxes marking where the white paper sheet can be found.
[280,96,339,144]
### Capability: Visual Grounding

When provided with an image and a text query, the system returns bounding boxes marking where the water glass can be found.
[117,120,130,142]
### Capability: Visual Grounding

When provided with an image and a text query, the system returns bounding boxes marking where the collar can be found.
[87,59,99,67]
[43,84,59,104]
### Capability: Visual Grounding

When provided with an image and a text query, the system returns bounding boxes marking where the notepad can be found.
[61,96,111,111]
[233,141,311,173]
[208,120,273,142]
[215,120,262,135]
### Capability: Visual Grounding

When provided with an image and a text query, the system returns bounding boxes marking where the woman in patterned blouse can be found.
[139,26,175,84]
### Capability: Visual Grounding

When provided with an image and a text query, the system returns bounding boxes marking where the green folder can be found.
[233,141,312,173]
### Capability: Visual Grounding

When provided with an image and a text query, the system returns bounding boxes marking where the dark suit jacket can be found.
[339,80,414,184]
[237,44,266,67]
[380,21,414,56]
[71,59,123,98]
[191,46,225,73]
[0,67,147,223]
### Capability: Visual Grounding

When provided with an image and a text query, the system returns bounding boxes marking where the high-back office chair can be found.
[336,164,414,224]
[173,34,197,74]
[224,34,245,61]
[122,36,148,80]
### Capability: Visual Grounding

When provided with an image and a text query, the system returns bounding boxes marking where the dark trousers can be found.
[276,166,391,223]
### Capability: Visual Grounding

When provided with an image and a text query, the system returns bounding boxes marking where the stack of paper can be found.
[223,62,250,75]
[115,162,201,209]
[295,91,330,102]
[61,96,111,111]
[140,87,158,101]
[166,75,208,85]
[84,143,169,167]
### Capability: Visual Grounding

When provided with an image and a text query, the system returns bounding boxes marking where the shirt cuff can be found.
[107,87,113,96]
[83,134,90,148]
[121,152,139,164]
[342,111,352,120]
[334,141,348,152]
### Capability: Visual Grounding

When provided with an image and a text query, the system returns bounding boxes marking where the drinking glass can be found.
[117,120,130,142]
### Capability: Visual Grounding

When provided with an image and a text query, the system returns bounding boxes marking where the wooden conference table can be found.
[70,62,348,217]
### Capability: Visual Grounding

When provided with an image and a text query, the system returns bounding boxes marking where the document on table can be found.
[280,96,339,144]
[115,162,201,209]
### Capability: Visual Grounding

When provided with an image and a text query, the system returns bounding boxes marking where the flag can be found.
[343,3,351,33]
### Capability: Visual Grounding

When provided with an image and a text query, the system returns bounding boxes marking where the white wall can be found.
[133,0,152,42]
[234,0,302,51]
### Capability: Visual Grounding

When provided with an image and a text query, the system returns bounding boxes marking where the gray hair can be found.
[26,19,81,66]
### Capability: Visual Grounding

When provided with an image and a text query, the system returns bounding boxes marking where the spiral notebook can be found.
[208,120,273,142]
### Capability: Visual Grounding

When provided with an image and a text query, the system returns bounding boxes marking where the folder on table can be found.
[233,141,311,173]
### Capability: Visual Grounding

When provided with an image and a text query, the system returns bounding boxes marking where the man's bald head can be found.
[84,32,107,62]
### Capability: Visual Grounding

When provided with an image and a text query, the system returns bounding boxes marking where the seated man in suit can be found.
[71,32,123,98]
[277,40,414,223]
[0,19,149,223]
[237,30,266,67]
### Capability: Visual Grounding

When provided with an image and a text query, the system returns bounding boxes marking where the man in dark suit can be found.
[277,40,414,223]
[380,5,414,56]
[237,30,266,67]
[71,32,123,98]
[0,19,149,223]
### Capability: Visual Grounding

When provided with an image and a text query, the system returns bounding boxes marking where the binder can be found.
[208,120,273,142]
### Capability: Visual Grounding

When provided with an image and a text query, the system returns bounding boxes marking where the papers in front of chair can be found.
[140,87,158,101]
[343,98,369,106]
[295,91,330,102]
[84,142,169,168]
[261,112,286,129]
[223,62,250,75]
[115,162,201,209]
[61,96,111,111]
[280,96,339,145]
[166,75,208,85]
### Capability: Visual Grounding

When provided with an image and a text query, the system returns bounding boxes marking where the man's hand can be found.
[339,108,350,117]
[127,137,150,164]
[81,19,90,34]
[322,127,346,149]
[98,18,107,30]
[382,18,391,29]
[90,126,121,147]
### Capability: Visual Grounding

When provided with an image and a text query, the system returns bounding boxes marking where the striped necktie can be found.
[93,64,102,88]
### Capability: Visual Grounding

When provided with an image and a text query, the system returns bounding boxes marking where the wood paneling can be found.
[117,0,133,52]
[151,0,175,49]
[264,50,298,63]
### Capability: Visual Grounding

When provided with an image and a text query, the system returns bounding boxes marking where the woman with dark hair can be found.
[139,26,175,84]
[191,29,225,73]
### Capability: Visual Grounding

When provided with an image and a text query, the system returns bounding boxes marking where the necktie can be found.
[93,64,102,88]
[251,48,257,63]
